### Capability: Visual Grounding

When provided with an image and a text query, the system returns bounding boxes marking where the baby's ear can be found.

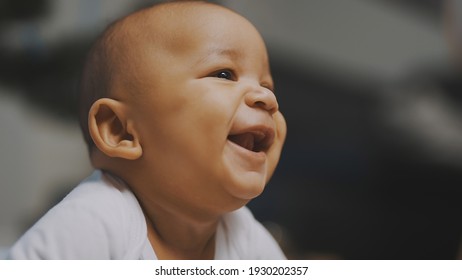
[88,98,142,160]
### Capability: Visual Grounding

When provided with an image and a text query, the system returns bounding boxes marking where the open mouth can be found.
[227,130,274,153]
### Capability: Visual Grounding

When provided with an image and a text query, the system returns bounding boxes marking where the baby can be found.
[8,0,287,259]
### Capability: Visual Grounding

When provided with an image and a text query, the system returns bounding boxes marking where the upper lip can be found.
[227,124,275,153]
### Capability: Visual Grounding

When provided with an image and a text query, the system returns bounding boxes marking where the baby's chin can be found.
[222,171,268,201]
[221,141,271,195]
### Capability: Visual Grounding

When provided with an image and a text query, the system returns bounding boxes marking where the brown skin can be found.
[87,2,286,259]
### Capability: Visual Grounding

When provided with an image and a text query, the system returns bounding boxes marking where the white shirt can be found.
[8,171,286,260]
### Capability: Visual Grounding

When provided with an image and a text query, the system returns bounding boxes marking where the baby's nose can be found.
[245,86,279,115]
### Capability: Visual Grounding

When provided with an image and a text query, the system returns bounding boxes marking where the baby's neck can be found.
[142,201,219,260]
[102,170,221,259]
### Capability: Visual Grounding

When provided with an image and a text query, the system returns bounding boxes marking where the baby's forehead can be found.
[113,5,258,58]
[123,2,254,43]
[104,2,269,88]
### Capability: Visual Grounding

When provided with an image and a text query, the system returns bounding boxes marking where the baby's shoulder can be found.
[62,170,133,214]
[8,170,147,259]
[57,170,147,243]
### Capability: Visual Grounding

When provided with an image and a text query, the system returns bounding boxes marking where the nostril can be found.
[254,101,265,107]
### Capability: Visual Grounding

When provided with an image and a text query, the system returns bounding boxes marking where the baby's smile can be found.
[227,126,275,154]
[224,111,277,176]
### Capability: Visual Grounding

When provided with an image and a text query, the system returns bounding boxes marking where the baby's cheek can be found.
[274,111,287,143]
[266,111,287,182]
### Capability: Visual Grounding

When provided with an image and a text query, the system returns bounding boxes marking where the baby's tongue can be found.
[228,133,255,151]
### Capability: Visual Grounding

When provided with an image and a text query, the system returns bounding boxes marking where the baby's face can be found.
[124,4,286,213]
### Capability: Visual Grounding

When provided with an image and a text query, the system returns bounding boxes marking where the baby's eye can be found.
[214,70,234,80]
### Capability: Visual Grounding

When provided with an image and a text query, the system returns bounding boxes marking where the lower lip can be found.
[226,140,267,163]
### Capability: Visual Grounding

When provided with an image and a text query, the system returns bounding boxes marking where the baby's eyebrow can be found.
[196,47,242,66]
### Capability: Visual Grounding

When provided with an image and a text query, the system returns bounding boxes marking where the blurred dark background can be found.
[1,0,462,259]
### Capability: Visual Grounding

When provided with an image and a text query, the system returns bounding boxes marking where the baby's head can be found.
[79,1,286,215]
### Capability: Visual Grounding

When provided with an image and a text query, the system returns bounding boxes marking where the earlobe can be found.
[88,98,142,160]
